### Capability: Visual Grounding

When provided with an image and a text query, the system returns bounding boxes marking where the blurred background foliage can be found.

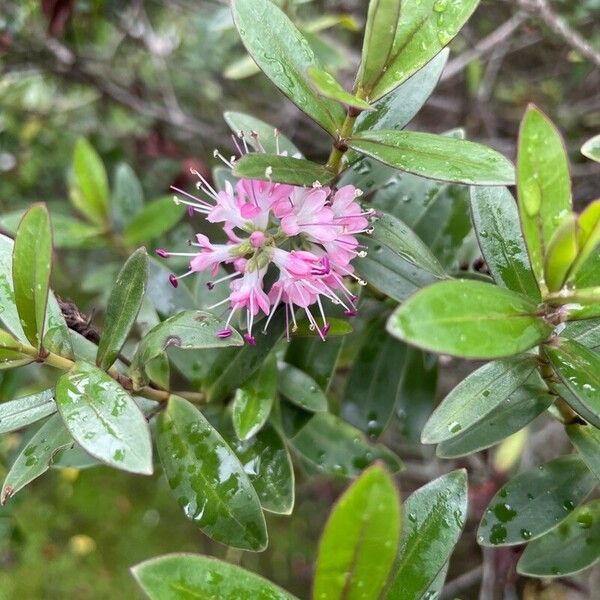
[0,0,599,598]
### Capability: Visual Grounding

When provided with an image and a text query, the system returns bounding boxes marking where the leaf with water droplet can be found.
[278,362,328,413]
[567,423,600,481]
[0,388,56,434]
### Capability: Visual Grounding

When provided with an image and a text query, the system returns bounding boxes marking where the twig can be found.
[440,566,483,600]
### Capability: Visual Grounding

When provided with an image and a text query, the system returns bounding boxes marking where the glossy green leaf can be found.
[232,154,334,186]
[224,111,300,156]
[567,424,600,481]
[70,137,109,225]
[285,334,343,391]
[231,0,344,134]
[422,355,536,444]
[0,328,31,369]
[278,362,328,412]
[0,389,55,434]
[544,215,578,292]
[563,318,600,350]
[97,248,148,371]
[478,455,596,546]
[12,204,52,349]
[55,361,153,475]
[290,412,402,478]
[518,499,600,577]
[517,105,572,288]
[307,67,373,110]
[232,354,277,440]
[132,554,298,600]
[470,186,540,300]
[136,300,170,389]
[581,134,600,163]
[569,199,600,280]
[387,280,552,359]
[156,395,267,550]
[385,470,468,600]
[368,0,480,101]
[123,197,186,246]
[1,414,72,504]
[313,464,401,600]
[349,130,515,186]
[111,162,144,229]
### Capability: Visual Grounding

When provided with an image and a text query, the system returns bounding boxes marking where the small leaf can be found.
[231,0,345,134]
[97,248,148,370]
[470,186,540,300]
[387,280,552,359]
[55,361,153,475]
[581,134,600,163]
[1,414,72,504]
[111,162,144,229]
[132,554,298,600]
[544,215,579,292]
[123,197,186,246]
[293,317,352,337]
[70,137,109,225]
[0,328,31,369]
[232,354,277,440]
[349,130,515,186]
[385,470,468,600]
[422,356,537,444]
[313,464,401,600]
[0,389,55,434]
[156,396,267,551]
[277,362,328,412]
[307,66,374,110]
[51,214,104,249]
[12,204,52,349]
[232,154,334,186]
[478,455,596,546]
[567,424,600,481]
[568,199,600,280]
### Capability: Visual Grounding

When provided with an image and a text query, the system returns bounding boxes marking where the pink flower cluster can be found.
[157,141,374,344]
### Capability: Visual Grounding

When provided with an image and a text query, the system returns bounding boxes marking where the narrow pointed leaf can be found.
[0,389,55,434]
[582,134,600,163]
[232,154,334,186]
[132,554,298,600]
[387,280,552,359]
[544,215,578,292]
[349,130,515,185]
[0,328,31,369]
[56,361,153,475]
[478,455,596,546]
[12,204,52,349]
[97,248,148,370]
[156,395,267,551]
[385,470,468,600]
[567,424,600,481]
[277,362,328,412]
[308,67,373,110]
[313,465,401,600]
[123,197,186,246]
[569,199,600,279]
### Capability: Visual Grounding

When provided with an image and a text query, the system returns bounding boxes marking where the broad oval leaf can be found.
[12,204,52,349]
[478,455,596,546]
[56,361,153,475]
[278,362,328,412]
[308,67,373,111]
[517,500,600,577]
[349,130,515,186]
[581,134,600,163]
[387,280,552,359]
[97,248,148,370]
[132,553,298,600]
[0,389,55,434]
[422,356,536,444]
[232,154,334,186]
[567,423,600,481]
[123,197,186,246]
[385,470,468,600]
[156,395,267,551]
[313,464,401,600]
[231,0,344,134]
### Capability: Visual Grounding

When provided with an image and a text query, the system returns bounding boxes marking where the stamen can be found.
[156,248,169,258]
[250,130,265,153]
[244,333,256,345]
[213,149,235,169]
[190,169,220,201]
[207,271,240,289]
[217,328,232,339]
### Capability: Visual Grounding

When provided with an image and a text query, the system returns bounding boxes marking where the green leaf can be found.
[123,197,186,246]
[581,134,600,163]
[313,464,401,600]
[12,204,52,349]
[356,0,401,93]
[224,111,300,156]
[111,162,144,229]
[97,248,148,370]
[1,414,72,504]
[132,554,298,600]
[544,340,600,428]
[387,280,552,359]
[518,499,600,577]
[70,137,109,225]
[437,380,554,458]
[146,257,196,315]
[292,317,352,338]
[569,199,600,280]
[277,362,328,412]
[231,0,344,134]
[290,412,402,478]
[55,361,153,475]
[232,354,277,440]
[156,396,267,551]
[0,389,55,434]
[232,154,334,186]
[543,215,579,292]
[51,214,104,249]
[470,186,540,300]
[563,318,600,351]
[517,105,572,289]
[224,54,261,80]
[478,455,596,546]
[567,424,600,481]
[307,66,374,111]
[385,470,468,600]
[350,130,515,185]
[0,328,31,369]
[422,356,537,444]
